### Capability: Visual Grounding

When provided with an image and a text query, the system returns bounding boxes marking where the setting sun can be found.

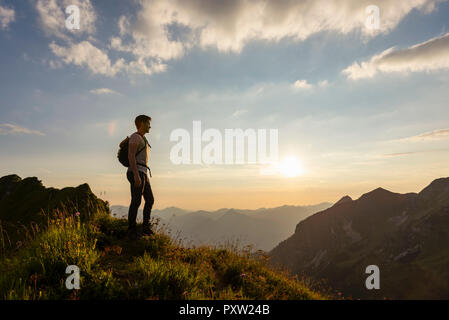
[278,156,304,177]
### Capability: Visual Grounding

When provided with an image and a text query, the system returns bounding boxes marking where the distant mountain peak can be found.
[334,195,353,206]
[359,187,395,201]
[270,177,449,299]
[372,187,390,193]
[421,177,449,192]
[430,176,449,184]
[164,206,182,210]
[419,177,449,200]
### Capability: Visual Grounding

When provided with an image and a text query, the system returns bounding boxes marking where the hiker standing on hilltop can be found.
[126,115,154,239]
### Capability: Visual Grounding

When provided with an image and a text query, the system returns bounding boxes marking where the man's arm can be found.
[128,134,142,187]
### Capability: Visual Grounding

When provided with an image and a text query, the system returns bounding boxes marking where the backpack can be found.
[118,135,152,177]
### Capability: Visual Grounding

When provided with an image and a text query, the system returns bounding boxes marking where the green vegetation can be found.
[0,174,325,300]
[0,210,324,300]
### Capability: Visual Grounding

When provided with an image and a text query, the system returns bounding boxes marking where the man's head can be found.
[135,115,151,134]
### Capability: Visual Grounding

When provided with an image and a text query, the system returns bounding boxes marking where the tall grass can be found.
[0,211,101,299]
[0,210,326,300]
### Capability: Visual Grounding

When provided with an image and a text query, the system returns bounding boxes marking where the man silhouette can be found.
[127,115,154,239]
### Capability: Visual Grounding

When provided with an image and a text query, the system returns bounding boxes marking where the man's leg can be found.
[142,172,155,234]
[127,171,143,237]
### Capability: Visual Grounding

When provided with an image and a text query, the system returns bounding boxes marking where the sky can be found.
[1,0,449,210]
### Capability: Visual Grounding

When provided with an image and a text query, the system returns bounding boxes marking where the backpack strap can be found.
[134,134,150,156]
[134,134,152,178]
[142,135,151,149]
[135,144,146,157]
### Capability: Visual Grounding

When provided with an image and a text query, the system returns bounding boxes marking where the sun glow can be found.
[277,156,304,177]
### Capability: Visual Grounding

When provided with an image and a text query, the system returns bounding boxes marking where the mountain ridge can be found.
[269,177,449,299]
[0,174,108,237]
[111,202,333,251]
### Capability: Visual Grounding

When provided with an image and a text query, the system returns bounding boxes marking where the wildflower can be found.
[75,212,80,217]
[240,273,246,278]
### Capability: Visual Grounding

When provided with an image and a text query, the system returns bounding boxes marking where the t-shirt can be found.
[127,132,149,176]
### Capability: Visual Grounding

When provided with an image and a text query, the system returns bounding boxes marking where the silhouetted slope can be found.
[269,178,449,299]
[0,174,109,243]
[334,195,352,206]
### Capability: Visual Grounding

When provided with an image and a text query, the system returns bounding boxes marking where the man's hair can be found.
[135,115,151,128]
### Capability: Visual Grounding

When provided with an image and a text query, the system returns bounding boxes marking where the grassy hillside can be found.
[0,175,325,300]
[0,212,325,300]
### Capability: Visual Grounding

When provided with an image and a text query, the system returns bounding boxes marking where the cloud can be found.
[110,0,443,76]
[231,109,248,118]
[390,128,449,142]
[118,15,131,36]
[41,0,444,77]
[383,151,419,157]
[398,128,449,142]
[131,0,439,53]
[383,148,449,156]
[318,80,329,87]
[0,124,45,136]
[292,80,313,89]
[35,0,96,40]
[49,41,125,76]
[90,88,120,95]
[36,1,126,76]
[291,79,330,90]
[343,32,449,79]
[0,4,15,29]
[50,40,168,76]
[48,59,63,69]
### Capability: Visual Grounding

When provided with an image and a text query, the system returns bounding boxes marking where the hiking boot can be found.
[142,221,153,236]
[141,228,154,236]
[127,229,140,240]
